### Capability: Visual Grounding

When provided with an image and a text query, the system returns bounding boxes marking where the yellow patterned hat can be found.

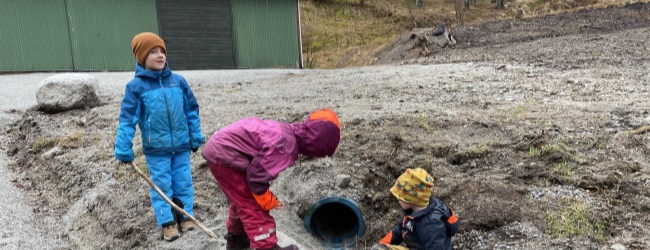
[390,168,434,207]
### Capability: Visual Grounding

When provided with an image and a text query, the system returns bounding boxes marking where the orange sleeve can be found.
[251,189,279,211]
[447,210,458,224]
[379,231,393,244]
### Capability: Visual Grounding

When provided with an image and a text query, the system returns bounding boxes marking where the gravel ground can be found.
[2,3,650,250]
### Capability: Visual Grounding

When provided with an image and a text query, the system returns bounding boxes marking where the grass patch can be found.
[58,131,85,149]
[514,105,527,116]
[32,131,93,153]
[554,161,573,182]
[529,145,541,157]
[396,115,434,131]
[544,199,606,241]
[32,136,59,153]
[527,0,547,8]
[613,162,642,173]
[529,143,572,159]
[630,125,650,135]
[411,116,434,131]
[467,144,492,156]
[300,0,452,68]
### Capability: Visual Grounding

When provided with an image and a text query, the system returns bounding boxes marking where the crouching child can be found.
[372,168,459,250]
[202,109,341,250]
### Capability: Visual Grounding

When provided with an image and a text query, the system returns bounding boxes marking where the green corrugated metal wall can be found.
[0,0,73,71]
[1,0,301,71]
[0,0,158,72]
[66,0,159,71]
[231,0,300,69]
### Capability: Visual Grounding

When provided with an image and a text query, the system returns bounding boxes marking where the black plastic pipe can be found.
[304,196,365,249]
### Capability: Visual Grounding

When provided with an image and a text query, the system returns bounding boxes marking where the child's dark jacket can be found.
[381,196,459,250]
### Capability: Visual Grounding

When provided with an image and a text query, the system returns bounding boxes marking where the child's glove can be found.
[251,189,279,211]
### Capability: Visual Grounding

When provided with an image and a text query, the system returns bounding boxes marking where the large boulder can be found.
[36,73,101,113]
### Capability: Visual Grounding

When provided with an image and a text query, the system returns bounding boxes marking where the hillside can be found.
[300,0,647,68]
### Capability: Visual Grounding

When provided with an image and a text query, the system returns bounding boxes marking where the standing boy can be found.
[114,32,205,241]
[372,168,459,250]
[202,108,341,250]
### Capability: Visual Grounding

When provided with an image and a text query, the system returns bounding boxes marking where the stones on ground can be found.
[40,147,63,160]
[335,174,351,188]
[36,73,101,113]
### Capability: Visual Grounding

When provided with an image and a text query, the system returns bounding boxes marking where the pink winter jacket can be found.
[202,117,340,195]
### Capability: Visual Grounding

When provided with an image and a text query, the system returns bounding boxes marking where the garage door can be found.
[157,0,236,70]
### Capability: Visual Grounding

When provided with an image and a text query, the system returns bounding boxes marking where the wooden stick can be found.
[130,162,218,239]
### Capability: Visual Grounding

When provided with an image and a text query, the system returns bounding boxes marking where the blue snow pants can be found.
[145,150,194,226]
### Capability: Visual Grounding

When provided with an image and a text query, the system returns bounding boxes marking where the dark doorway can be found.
[157,0,236,69]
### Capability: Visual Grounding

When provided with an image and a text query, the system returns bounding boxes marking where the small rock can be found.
[86,203,96,213]
[610,243,625,250]
[6,145,18,157]
[40,147,63,160]
[78,117,87,126]
[335,174,351,189]
[198,161,209,168]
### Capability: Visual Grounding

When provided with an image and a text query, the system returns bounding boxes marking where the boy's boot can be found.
[225,232,250,250]
[171,198,196,232]
[179,219,196,232]
[256,244,299,250]
[162,222,181,242]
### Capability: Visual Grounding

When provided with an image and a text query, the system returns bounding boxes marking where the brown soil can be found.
[3,3,650,250]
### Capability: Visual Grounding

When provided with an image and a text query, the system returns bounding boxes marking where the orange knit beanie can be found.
[131,32,166,66]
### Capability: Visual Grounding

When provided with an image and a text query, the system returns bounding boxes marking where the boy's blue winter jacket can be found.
[383,196,459,250]
[114,63,204,162]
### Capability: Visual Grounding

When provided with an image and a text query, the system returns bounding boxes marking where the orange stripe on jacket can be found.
[379,231,393,244]
[251,189,279,211]
[308,108,341,131]
[447,210,458,224]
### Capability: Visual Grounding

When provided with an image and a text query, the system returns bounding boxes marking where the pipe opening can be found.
[304,196,365,249]
[311,202,358,238]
